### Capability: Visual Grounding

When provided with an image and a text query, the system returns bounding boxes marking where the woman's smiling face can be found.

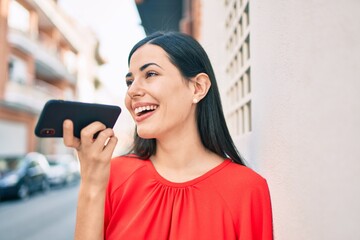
[125,44,196,140]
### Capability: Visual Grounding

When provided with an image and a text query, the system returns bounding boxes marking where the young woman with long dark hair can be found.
[63,32,273,240]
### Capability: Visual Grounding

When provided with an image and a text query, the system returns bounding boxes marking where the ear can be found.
[191,73,211,104]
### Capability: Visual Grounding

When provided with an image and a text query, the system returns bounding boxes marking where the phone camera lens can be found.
[41,128,55,136]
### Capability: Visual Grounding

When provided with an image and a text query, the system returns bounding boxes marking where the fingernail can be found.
[64,119,70,127]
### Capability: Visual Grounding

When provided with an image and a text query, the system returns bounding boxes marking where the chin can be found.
[137,128,156,139]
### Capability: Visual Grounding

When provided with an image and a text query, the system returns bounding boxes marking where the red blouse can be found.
[104,155,273,240]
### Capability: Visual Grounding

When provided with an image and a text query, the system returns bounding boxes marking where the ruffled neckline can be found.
[145,159,232,188]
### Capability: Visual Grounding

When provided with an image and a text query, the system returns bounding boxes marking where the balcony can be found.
[8,29,76,84]
[4,80,65,113]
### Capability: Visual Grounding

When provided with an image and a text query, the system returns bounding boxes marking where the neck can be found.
[151,118,223,170]
[150,128,224,182]
[148,110,224,182]
[154,128,206,168]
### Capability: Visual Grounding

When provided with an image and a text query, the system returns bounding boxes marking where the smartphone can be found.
[35,100,121,138]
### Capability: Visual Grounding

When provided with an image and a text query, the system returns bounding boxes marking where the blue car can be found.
[0,152,50,200]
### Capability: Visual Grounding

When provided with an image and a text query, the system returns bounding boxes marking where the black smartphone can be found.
[35,100,121,138]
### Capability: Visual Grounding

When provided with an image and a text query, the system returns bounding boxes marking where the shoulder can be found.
[208,160,270,202]
[108,154,148,188]
[110,154,147,172]
[209,161,271,219]
[220,161,268,189]
[214,162,273,233]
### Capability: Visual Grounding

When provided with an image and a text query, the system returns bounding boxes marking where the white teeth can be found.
[134,105,158,115]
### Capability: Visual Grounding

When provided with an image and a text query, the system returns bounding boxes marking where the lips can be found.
[132,103,158,122]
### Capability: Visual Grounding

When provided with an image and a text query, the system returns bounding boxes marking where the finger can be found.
[92,128,115,151]
[63,119,80,148]
[80,121,106,145]
[102,135,118,159]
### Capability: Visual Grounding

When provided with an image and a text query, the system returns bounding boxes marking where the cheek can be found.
[124,94,132,113]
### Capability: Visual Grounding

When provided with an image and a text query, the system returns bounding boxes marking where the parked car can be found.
[46,160,68,187]
[0,152,50,200]
[46,154,80,187]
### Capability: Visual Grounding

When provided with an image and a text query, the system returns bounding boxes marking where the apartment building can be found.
[135,0,360,239]
[134,0,201,37]
[0,0,104,155]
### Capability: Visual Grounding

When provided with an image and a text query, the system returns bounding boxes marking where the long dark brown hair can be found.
[127,32,246,166]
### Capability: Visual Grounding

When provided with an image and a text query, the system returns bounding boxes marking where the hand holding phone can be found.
[35,100,121,138]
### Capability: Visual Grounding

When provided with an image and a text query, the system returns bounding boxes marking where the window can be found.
[29,160,39,168]
[8,55,28,84]
[224,0,252,136]
[8,0,30,33]
[63,50,78,75]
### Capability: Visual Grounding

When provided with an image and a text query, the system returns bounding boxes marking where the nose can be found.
[127,79,145,99]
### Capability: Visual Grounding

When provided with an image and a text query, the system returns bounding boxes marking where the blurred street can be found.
[0,0,359,239]
[0,184,79,240]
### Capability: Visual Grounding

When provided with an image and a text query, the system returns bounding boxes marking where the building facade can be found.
[0,0,104,155]
[135,0,201,37]
[135,0,360,239]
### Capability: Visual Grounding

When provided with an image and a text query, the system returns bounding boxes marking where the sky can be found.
[58,0,146,153]
[58,0,145,102]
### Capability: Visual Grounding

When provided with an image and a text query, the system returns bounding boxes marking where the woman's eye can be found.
[146,71,157,78]
[125,79,133,87]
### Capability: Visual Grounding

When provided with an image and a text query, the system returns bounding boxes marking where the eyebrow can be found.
[125,62,162,78]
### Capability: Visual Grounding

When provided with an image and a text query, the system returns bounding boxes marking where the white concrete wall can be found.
[199,0,227,105]
[200,0,360,239]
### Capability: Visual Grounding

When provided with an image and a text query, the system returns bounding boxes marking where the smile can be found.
[134,105,158,116]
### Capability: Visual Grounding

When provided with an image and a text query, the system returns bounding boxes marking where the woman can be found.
[63,32,273,240]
